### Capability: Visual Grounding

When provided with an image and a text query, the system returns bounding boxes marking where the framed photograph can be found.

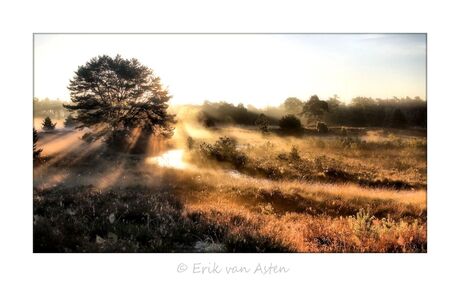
[5,0,460,284]
[33,33,427,253]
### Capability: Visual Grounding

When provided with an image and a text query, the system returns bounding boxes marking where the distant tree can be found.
[301,95,329,123]
[255,113,269,133]
[279,115,302,131]
[42,116,56,131]
[391,108,407,128]
[33,128,42,161]
[63,114,78,128]
[283,97,304,114]
[64,55,175,149]
[198,112,216,128]
[327,95,341,111]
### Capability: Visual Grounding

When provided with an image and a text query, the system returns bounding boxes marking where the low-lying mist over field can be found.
[34,99,426,253]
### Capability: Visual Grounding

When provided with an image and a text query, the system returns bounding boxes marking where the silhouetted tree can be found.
[200,102,276,126]
[301,95,329,123]
[279,115,302,131]
[33,128,42,161]
[255,113,269,133]
[198,112,216,128]
[327,95,341,111]
[283,97,303,114]
[42,116,56,131]
[64,55,175,148]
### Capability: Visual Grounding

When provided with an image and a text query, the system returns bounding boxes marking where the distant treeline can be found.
[198,96,426,129]
[199,101,280,127]
[323,96,426,128]
[34,97,69,118]
[33,96,427,129]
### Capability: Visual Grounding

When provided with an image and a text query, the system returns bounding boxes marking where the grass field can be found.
[33,116,427,252]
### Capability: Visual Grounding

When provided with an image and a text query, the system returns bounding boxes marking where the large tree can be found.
[283,97,304,114]
[300,95,329,123]
[64,55,175,147]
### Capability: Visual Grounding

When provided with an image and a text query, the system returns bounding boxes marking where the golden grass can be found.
[33,122,427,252]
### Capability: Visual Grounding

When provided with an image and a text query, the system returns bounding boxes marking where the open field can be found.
[33,118,427,252]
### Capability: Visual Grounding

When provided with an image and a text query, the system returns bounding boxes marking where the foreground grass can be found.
[34,168,426,252]
[33,126,426,253]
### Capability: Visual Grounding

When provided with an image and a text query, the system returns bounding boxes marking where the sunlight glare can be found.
[147,149,188,169]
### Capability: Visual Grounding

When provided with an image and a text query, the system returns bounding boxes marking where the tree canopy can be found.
[64,55,175,145]
[301,95,329,122]
[283,97,303,114]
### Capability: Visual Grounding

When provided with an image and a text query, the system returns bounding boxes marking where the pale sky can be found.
[34,34,426,107]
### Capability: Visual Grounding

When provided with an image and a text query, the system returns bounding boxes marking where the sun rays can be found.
[146,149,189,170]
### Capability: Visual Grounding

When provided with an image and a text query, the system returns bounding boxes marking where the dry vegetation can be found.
[33,109,426,253]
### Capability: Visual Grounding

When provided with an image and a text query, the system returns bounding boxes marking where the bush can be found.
[316,122,328,133]
[42,116,56,131]
[255,113,269,133]
[279,115,302,131]
[199,137,248,168]
[289,146,300,160]
[349,208,376,238]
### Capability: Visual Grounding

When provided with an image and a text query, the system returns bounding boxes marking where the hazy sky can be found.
[34,34,426,107]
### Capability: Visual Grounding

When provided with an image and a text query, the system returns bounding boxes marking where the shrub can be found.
[316,122,328,133]
[255,113,269,133]
[289,146,300,160]
[199,137,248,168]
[42,116,56,131]
[279,115,302,131]
[349,208,376,238]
